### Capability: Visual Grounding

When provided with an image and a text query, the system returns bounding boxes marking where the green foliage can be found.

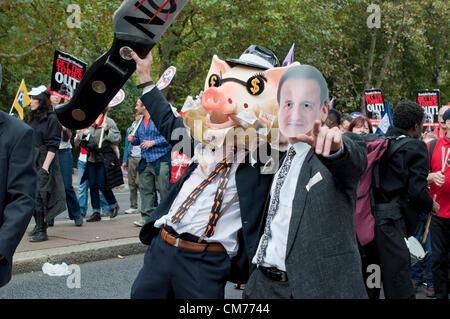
[1,0,448,132]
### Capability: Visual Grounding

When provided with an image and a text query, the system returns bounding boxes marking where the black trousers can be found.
[244,267,293,299]
[359,239,381,299]
[430,216,450,299]
[131,231,231,299]
[374,217,415,299]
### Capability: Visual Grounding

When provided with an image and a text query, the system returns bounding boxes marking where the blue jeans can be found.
[86,163,118,214]
[77,160,109,215]
[58,149,81,219]
[411,213,434,288]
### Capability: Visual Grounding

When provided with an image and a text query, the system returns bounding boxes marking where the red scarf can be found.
[93,114,106,129]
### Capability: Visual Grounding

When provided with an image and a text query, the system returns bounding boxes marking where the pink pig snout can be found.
[202,87,229,113]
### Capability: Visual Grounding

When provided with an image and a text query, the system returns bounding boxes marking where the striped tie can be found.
[171,150,234,237]
[256,146,296,265]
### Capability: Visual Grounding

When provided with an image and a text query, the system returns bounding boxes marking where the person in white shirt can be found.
[129,46,289,299]
[245,65,368,299]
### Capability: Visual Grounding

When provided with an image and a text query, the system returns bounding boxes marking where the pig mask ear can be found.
[264,61,301,89]
[204,55,231,91]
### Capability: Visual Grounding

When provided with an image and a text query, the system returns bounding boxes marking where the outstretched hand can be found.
[131,50,154,85]
[295,120,343,157]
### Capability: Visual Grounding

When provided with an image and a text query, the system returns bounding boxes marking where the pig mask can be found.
[182,53,298,149]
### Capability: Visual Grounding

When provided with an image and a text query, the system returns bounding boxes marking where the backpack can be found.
[354,133,412,246]
[428,138,438,170]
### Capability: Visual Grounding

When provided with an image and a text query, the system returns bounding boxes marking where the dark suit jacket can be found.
[0,111,36,287]
[139,88,275,283]
[252,132,369,298]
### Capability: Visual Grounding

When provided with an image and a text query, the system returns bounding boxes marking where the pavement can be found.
[12,170,149,275]
[13,214,147,275]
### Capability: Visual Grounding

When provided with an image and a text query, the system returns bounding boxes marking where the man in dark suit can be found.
[244,65,368,298]
[129,47,283,298]
[0,110,36,287]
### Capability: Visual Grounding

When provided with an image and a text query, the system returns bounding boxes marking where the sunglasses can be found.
[208,73,267,96]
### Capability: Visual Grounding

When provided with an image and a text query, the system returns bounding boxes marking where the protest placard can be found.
[416,90,440,127]
[51,50,87,100]
[364,89,385,125]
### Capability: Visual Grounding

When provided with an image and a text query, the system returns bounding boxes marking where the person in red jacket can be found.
[427,108,450,299]
[424,105,450,139]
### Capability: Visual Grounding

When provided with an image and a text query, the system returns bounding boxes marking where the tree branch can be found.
[0,22,53,59]
[0,39,50,58]
[374,25,402,89]
[375,1,406,89]
[365,29,377,89]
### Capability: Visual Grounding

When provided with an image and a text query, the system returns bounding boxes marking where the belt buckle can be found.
[280,271,287,282]
[174,238,180,247]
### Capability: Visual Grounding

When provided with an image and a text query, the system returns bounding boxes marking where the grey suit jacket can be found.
[257,133,368,298]
[0,111,36,287]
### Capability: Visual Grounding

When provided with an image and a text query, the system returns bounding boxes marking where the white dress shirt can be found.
[252,142,311,271]
[252,142,344,271]
[154,147,247,258]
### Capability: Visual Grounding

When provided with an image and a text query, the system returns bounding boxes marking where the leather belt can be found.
[259,266,288,282]
[160,228,226,253]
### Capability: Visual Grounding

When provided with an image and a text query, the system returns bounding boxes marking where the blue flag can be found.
[282,43,295,67]
[375,99,393,135]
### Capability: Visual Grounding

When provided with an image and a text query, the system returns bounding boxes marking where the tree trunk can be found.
[365,29,377,89]
[362,29,378,113]
[375,25,402,89]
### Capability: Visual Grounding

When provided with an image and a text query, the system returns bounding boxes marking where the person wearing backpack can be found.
[352,131,389,299]
[371,101,440,299]
[427,108,450,299]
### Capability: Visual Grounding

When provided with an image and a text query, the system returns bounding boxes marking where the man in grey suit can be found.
[244,65,368,298]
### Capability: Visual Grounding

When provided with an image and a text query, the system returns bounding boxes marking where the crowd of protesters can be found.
[0,52,449,300]
[0,83,190,234]
[326,104,450,299]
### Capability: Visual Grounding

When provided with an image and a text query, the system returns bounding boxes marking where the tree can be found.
[1,0,448,129]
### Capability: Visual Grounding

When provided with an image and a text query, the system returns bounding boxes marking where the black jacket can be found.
[0,111,36,287]
[34,145,67,222]
[80,141,124,190]
[102,143,124,189]
[29,111,66,222]
[373,126,434,236]
[138,88,276,283]
[28,111,61,153]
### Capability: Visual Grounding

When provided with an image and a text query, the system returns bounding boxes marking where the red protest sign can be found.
[50,50,87,101]
[364,89,385,125]
[416,90,440,127]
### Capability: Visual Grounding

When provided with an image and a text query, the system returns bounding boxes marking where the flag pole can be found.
[8,104,14,115]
